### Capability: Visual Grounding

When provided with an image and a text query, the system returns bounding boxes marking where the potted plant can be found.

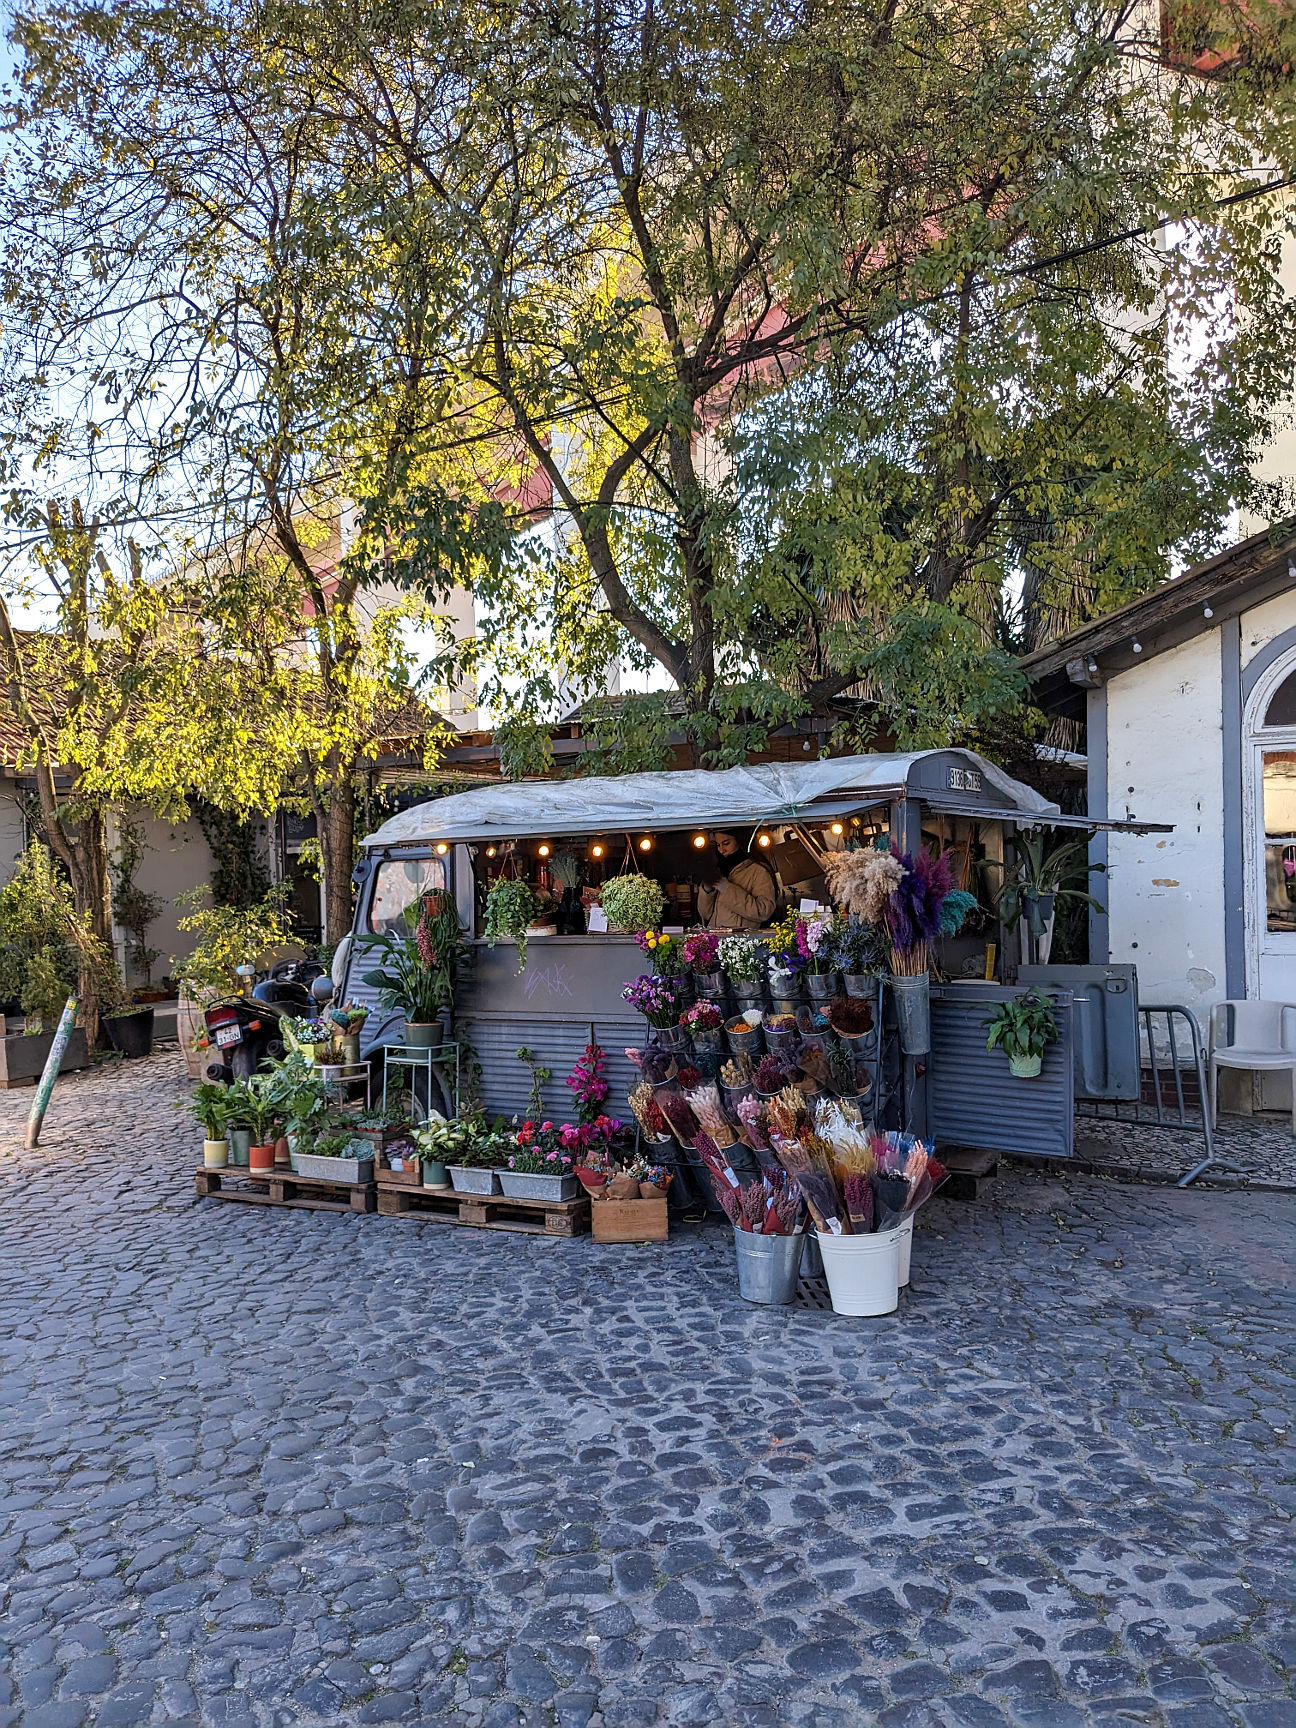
[600,873,665,934]
[985,989,1060,1078]
[191,1081,231,1168]
[718,933,764,1007]
[350,1103,416,1152]
[497,1122,579,1200]
[635,929,686,978]
[483,878,541,970]
[834,915,888,998]
[443,1122,506,1194]
[683,929,721,995]
[223,1078,254,1166]
[984,832,1106,965]
[242,1075,281,1171]
[359,893,463,1046]
[294,1125,376,1184]
[622,973,687,1049]
[802,912,842,1001]
[264,1056,330,1167]
[415,1114,472,1187]
[550,850,585,934]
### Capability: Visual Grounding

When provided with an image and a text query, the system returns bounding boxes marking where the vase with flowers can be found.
[801,911,842,1000]
[683,929,722,997]
[718,932,765,1007]
[681,998,724,1054]
[623,973,687,1048]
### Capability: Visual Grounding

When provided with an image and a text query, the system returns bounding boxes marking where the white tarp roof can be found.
[362,750,1059,848]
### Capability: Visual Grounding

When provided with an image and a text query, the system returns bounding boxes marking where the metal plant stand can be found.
[382,1043,460,1122]
[315,1059,372,1109]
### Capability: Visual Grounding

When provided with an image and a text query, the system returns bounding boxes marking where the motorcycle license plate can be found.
[215,1024,242,1048]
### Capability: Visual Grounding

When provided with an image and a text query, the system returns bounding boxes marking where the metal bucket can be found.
[695,970,726,999]
[733,1228,805,1304]
[726,1014,764,1057]
[890,973,931,1055]
[843,973,875,1000]
[806,973,840,1001]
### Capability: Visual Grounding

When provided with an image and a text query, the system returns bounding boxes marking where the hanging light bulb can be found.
[435,842,449,856]
[485,846,497,859]
[537,842,550,858]
[692,832,708,849]
[757,831,772,848]
[830,822,844,836]
[590,841,604,859]
[638,836,653,852]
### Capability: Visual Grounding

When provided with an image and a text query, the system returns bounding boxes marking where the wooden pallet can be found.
[940,1146,999,1203]
[376,1184,590,1237]
[194,1166,377,1213]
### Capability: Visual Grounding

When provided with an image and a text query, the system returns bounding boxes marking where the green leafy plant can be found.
[263,1054,330,1137]
[483,879,541,970]
[240,1072,283,1146]
[173,885,290,996]
[515,1045,552,1120]
[984,832,1105,937]
[358,894,460,1023]
[600,873,665,934]
[190,1081,231,1139]
[985,990,1059,1063]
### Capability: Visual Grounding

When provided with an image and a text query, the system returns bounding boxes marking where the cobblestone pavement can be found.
[0,1055,1292,1728]
[1072,1111,1296,1191]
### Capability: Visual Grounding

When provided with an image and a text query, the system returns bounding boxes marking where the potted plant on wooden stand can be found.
[191,1081,231,1167]
[985,989,1060,1079]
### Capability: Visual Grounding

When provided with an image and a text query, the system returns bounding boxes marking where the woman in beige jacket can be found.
[695,832,779,931]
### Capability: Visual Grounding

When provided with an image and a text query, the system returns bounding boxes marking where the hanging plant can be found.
[600,874,665,933]
[484,879,541,971]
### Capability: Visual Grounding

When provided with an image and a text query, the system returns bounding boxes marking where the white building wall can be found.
[1104,630,1226,1016]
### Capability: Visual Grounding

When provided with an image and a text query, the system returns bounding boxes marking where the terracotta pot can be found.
[274,1136,292,1168]
[248,1142,276,1172]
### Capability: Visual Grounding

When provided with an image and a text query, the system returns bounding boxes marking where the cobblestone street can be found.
[0,1054,1292,1728]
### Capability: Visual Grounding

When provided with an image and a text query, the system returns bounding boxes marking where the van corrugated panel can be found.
[461,1018,598,1121]
[929,989,1074,1158]
[461,1015,648,1122]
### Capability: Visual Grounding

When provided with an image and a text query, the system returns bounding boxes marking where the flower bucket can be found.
[890,973,931,1055]
[450,1165,500,1195]
[767,967,800,1000]
[228,1129,251,1168]
[690,1026,724,1055]
[815,1228,901,1316]
[725,1015,764,1057]
[896,1214,914,1288]
[404,1020,443,1049]
[732,987,765,1015]
[733,1228,805,1305]
[722,1082,756,1114]
[1008,1052,1043,1078]
[695,970,725,999]
[802,1233,825,1279]
[843,973,875,1000]
[497,1171,578,1202]
[806,972,840,1001]
[655,1023,690,1052]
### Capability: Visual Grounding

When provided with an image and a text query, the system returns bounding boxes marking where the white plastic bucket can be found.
[815,1228,901,1316]
[896,1214,914,1287]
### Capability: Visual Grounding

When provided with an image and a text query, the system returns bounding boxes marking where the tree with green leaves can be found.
[6,0,1296,788]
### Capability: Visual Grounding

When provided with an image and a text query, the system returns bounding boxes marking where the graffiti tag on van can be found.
[523,965,574,1000]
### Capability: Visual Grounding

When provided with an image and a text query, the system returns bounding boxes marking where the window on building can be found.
[368,855,448,934]
[1263,670,1296,728]
[1261,750,1296,933]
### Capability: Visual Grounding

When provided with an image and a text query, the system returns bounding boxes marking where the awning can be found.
[925,796,1173,834]
[361,749,1061,848]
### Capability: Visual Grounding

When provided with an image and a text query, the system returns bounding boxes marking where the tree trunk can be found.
[36,781,113,1049]
[318,777,357,947]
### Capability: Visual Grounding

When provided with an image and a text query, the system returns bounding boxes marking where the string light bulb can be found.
[692,832,708,849]
[590,842,604,859]
[757,832,772,848]
[485,846,496,859]
[435,842,448,855]
[638,836,653,852]
[830,822,844,836]
[537,843,550,858]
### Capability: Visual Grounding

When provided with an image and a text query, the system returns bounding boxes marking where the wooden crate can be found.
[591,1197,669,1243]
[376,1184,589,1238]
[195,1166,376,1214]
[357,1123,417,1153]
[375,1162,424,1188]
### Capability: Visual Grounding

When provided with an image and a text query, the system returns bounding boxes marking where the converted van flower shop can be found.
[193,750,1164,1317]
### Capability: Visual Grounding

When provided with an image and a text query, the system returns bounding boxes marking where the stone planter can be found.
[449,1165,500,1195]
[294,1151,375,1184]
[103,1007,155,1060]
[0,1026,91,1090]
[497,1170,579,1202]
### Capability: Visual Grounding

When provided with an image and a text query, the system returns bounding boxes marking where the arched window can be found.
[1264,669,1296,728]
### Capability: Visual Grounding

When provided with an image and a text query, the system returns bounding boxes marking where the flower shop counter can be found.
[457,936,646,1120]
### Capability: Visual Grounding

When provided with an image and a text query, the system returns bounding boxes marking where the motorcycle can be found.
[203,960,333,1082]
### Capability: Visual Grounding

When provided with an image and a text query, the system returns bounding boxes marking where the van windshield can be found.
[368,856,449,935]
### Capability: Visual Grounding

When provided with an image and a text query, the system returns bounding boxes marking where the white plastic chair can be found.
[1208,1000,1296,1136]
